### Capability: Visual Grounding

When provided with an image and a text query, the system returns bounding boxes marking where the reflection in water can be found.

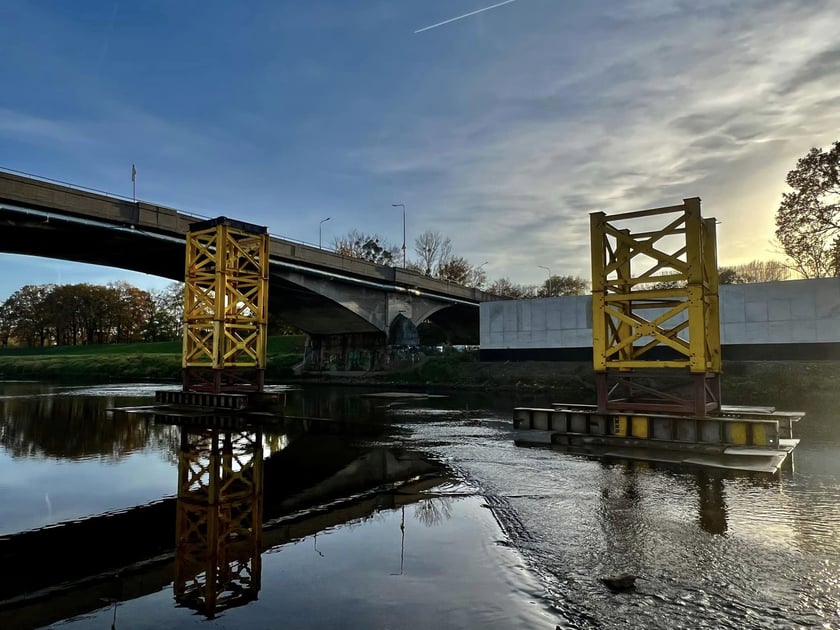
[596,463,645,577]
[395,496,456,576]
[0,389,177,461]
[394,506,405,576]
[3,381,838,629]
[173,426,263,618]
[414,496,454,527]
[696,471,728,536]
[599,461,733,542]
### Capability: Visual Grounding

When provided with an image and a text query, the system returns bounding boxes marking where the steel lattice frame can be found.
[182,217,269,393]
[590,197,721,416]
[174,428,263,618]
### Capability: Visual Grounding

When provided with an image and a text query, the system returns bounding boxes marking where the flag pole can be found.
[131,163,137,202]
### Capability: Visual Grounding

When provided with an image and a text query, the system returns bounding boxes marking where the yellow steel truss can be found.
[182,217,269,391]
[590,198,720,374]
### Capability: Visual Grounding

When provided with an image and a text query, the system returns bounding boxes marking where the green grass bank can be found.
[0,336,306,381]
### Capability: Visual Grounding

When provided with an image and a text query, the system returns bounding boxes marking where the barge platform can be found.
[513,403,801,473]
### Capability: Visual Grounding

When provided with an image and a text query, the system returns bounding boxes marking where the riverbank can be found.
[1,339,837,409]
[299,351,840,409]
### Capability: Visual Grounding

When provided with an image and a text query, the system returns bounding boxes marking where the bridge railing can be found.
[0,168,490,302]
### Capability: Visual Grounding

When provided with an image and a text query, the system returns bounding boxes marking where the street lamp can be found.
[319,217,331,250]
[538,265,552,296]
[392,203,406,268]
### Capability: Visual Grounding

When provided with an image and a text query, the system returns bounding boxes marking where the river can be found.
[0,380,838,629]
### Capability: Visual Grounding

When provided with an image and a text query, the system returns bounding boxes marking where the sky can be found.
[1,0,839,301]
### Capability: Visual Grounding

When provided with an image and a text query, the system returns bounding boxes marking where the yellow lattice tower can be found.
[174,427,263,618]
[590,197,721,416]
[182,217,269,393]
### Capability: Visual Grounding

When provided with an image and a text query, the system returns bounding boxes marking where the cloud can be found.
[778,46,840,95]
[3,1,839,290]
[353,1,840,282]
[0,109,94,148]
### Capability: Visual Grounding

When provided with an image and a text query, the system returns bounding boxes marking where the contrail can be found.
[415,0,518,34]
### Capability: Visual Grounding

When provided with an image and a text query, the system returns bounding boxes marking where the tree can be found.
[775,141,840,278]
[0,300,11,347]
[107,282,155,343]
[437,256,471,284]
[146,283,183,341]
[466,264,487,289]
[5,285,52,346]
[487,277,532,299]
[636,271,685,291]
[414,231,452,276]
[1,282,163,347]
[43,283,85,345]
[334,230,399,265]
[718,266,739,284]
[724,259,790,284]
[537,275,588,297]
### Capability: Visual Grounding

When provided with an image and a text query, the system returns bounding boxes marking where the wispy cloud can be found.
[0,109,94,148]
[2,0,840,292]
[358,1,840,280]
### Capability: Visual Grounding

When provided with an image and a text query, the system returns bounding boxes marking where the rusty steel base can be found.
[596,370,721,417]
[183,367,265,394]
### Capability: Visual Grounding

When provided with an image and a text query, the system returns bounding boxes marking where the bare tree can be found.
[467,265,488,289]
[414,231,452,276]
[728,259,790,283]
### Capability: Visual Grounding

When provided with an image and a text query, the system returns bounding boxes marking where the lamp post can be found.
[538,265,552,296]
[319,217,331,250]
[392,203,406,268]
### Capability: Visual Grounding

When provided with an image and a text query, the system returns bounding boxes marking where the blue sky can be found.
[1,0,839,300]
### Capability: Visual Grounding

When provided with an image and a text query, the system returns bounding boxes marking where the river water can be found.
[0,380,838,629]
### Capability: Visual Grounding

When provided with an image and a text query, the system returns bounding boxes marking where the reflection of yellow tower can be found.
[174,427,263,618]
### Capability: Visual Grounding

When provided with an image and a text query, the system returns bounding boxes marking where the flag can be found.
[131,164,137,182]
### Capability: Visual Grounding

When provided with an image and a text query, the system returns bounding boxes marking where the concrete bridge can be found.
[0,170,489,370]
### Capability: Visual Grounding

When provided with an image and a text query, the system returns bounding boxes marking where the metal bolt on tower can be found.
[590,197,721,416]
[182,217,269,394]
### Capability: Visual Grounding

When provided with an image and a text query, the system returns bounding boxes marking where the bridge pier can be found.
[301,313,423,372]
[303,332,388,372]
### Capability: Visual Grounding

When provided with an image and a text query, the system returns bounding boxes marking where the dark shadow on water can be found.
[0,411,450,629]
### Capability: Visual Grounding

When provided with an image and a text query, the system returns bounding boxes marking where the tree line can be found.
[333,228,590,298]
[0,282,183,348]
[0,255,803,348]
[331,225,796,298]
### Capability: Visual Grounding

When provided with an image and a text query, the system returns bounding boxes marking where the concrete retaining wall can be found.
[480,278,840,360]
